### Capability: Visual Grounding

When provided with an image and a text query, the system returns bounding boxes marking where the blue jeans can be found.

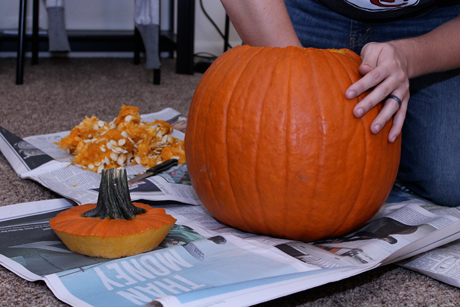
[285,0,460,206]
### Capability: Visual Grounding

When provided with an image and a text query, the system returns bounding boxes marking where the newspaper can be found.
[2,108,460,306]
[397,203,460,289]
[0,108,200,206]
[1,187,460,307]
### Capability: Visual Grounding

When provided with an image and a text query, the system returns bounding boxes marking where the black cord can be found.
[199,0,233,50]
[194,52,218,60]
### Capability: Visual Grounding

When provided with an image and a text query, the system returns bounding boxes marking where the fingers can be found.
[370,93,407,142]
[346,42,410,142]
[388,104,406,143]
[354,88,408,143]
[351,73,408,116]
[348,57,408,102]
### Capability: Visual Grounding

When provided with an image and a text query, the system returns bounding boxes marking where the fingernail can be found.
[357,108,364,117]
[347,90,356,99]
[374,124,381,132]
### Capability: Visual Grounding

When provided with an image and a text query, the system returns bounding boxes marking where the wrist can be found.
[388,38,421,79]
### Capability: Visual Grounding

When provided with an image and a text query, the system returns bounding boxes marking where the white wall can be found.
[194,0,241,56]
[0,0,241,57]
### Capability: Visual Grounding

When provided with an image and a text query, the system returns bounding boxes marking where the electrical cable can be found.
[199,0,233,50]
[194,1,233,72]
[194,52,218,60]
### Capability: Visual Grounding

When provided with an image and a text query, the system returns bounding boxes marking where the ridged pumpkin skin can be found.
[185,45,401,242]
[50,203,176,258]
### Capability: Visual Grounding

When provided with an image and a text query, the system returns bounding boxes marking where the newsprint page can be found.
[1,108,460,307]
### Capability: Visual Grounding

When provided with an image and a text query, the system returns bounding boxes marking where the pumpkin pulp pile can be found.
[185,45,401,242]
[50,168,176,258]
[55,105,185,173]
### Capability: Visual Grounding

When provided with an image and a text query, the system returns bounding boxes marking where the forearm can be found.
[220,0,302,47]
[390,14,460,78]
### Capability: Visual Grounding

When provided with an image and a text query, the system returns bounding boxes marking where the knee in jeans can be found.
[425,177,460,207]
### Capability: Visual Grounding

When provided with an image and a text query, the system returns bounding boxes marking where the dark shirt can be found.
[316,0,456,22]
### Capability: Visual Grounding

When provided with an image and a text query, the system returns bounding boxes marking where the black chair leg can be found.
[16,0,27,85]
[176,0,195,75]
[32,0,39,65]
[133,28,142,65]
[153,69,160,85]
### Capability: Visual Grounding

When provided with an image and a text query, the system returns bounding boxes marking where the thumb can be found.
[358,42,379,76]
[359,63,373,76]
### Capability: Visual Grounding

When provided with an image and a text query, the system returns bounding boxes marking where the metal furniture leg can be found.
[32,0,39,65]
[153,69,160,85]
[133,27,141,65]
[16,0,28,85]
[176,0,195,75]
[224,14,230,52]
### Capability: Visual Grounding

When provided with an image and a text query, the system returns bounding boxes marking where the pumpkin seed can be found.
[117,155,125,166]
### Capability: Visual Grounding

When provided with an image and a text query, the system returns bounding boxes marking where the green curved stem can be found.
[83,168,146,219]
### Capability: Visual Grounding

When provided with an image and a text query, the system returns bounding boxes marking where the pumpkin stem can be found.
[83,168,146,219]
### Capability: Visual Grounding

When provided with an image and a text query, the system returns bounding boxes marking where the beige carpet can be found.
[1,57,459,306]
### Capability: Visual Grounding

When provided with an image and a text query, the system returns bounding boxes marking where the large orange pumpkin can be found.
[185,45,401,242]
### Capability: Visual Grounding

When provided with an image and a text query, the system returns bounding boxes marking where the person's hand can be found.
[345,42,410,143]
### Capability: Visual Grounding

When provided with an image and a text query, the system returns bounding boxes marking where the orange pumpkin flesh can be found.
[50,168,176,258]
[50,203,176,259]
[185,45,401,242]
[55,105,186,172]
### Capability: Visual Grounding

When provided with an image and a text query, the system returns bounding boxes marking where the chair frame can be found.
[15,0,195,85]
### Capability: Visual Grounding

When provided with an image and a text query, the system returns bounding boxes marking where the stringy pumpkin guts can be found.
[55,105,185,173]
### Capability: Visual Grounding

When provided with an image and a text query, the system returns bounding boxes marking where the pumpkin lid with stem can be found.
[50,168,176,258]
[51,168,176,238]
